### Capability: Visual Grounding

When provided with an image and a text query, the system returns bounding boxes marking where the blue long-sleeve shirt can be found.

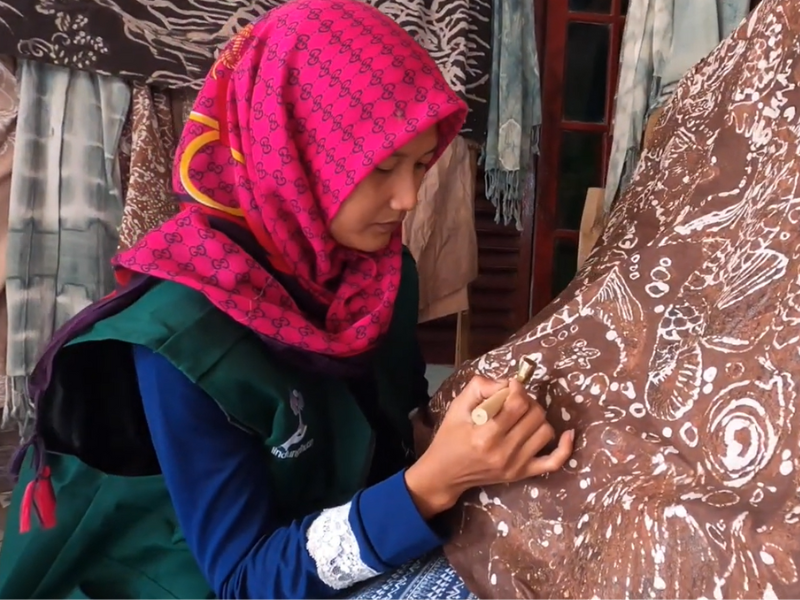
[132,344,441,599]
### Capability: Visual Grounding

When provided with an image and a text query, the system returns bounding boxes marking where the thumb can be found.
[451,375,508,411]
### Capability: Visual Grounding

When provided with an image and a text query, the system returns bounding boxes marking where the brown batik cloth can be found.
[426,1,800,597]
[117,83,179,252]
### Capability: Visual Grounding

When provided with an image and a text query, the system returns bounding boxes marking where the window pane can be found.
[556,131,605,230]
[621,0,629,14]
[563,22,610,123]
[568,0,612,13]
[552,239,579,298]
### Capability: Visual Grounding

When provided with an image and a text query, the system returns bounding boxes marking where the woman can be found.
[0,1,573,598]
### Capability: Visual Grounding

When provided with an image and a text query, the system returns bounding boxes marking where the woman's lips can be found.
[372,221,402,233]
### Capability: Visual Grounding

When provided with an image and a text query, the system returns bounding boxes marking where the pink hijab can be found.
[115,0,467,357]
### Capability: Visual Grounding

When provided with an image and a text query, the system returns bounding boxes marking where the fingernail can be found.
[567,429,575,440]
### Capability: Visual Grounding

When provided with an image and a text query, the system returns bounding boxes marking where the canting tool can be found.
[470,356,537,426]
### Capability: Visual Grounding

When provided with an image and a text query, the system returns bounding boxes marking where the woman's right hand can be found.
[405,375,574,520]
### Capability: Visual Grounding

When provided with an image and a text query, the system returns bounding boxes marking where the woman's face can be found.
[329,126,439,253]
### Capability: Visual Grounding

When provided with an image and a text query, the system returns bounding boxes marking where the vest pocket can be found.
[68,554,213,599]
[65,559,178,599]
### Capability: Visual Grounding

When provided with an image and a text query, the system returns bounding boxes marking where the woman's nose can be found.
[390,183,420,212]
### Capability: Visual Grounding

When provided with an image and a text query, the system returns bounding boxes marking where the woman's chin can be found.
[339,231,397,254]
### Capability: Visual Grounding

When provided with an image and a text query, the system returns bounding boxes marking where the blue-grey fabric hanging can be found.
[482,0,542,230]
[604,0,750,215]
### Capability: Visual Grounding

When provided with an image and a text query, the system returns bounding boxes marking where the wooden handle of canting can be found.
[471,387,512,425]
[470,357,538,426]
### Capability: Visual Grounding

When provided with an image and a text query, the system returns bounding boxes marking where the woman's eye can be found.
[375,165,394,174]
[415,163,429,171]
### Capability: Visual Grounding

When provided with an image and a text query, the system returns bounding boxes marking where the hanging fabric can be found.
[0,0,493,140]
[603,0,673,215]
[482,0,542,229]
[718,0,751,38]
[403,136,479,323]
[654,0,749,110]
[0,57,17,420]
[3,62,129,432]
[117,84,178,252]
[604,0,750,214]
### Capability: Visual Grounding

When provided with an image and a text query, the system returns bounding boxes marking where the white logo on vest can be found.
[271,390,314,459]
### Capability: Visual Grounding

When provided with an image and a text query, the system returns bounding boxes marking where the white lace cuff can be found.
[305,502,380,590]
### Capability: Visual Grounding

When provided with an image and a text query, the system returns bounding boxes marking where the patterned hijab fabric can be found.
[0,0,491,140]
[425,1,800,597]
[115,0,466,358]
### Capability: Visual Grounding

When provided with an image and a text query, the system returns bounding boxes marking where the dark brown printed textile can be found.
[425,1,800,597]
[117,84,178,252]
[0,0,491,139]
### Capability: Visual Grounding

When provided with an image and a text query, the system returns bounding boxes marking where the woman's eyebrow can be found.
[392,147,437,158]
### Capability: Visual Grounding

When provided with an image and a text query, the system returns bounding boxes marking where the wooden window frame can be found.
[517,0,761,323]
[517,0,625,320]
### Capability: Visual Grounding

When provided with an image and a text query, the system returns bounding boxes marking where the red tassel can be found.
[19,480,33,534]
[34,467,57,530]
[18,466,57,534]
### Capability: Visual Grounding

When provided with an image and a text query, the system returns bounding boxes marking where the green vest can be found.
[0,250,422,599]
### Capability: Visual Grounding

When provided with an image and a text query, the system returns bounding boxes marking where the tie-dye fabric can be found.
[4,62,129,433]
[114,0,466,357]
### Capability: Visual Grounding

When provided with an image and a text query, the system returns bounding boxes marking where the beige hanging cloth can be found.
[403,136,479,323]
